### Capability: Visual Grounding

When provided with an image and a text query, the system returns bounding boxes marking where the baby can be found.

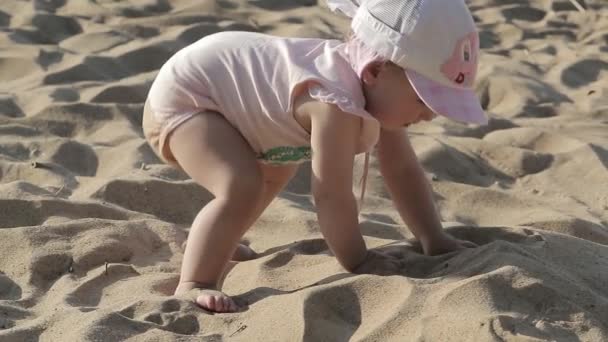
[142,0,487,313]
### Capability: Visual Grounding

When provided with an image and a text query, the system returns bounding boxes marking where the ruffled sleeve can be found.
[308,83,380,154]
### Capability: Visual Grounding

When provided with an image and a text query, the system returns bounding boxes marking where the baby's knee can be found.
[219,176,264,207]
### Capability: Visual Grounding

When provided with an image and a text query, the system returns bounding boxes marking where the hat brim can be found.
[405,69,488,125]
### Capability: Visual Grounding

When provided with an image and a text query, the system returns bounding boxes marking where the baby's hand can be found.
[421,232,477,256]
[352,249,404,276]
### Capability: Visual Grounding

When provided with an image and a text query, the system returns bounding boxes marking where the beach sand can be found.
[0,0,607,340]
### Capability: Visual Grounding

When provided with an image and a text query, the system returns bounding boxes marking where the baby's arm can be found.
[376,128,445,244]
[377,128,476,255]
[304,99,367,271]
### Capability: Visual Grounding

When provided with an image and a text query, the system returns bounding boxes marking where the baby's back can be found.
[150,31,327,116]
[147,31,364,156]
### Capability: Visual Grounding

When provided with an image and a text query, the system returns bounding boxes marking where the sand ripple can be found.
[0,0,607,340]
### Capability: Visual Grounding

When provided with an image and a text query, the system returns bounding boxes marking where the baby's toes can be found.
[197,293,221,312]
[196,294,214,311]
[215,295,239,313]
[222,297,237,312]
[229,298,239,312]
[217,296,229,312]
[213,295,226,312]
[196,292,239,313]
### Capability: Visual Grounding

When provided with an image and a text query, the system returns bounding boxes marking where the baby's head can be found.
[331,0,487,128]
[346,36,435,130]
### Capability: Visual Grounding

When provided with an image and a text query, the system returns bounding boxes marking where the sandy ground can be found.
[0,0,607,341]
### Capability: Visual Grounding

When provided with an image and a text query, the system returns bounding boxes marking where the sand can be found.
[0,0,607,341]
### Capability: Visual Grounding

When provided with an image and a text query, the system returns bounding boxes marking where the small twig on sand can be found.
[229,324,248,337]
[31,161,53,169]
[105,261,109,276]
[568,0,585,12]
[54,186,64,196]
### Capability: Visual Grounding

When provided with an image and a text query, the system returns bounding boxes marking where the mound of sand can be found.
[0,0,606,340]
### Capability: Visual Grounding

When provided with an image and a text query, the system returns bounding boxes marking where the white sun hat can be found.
[327,0,488,125]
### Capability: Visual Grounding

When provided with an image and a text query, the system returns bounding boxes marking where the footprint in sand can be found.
[302,285,362,341]
[65,264,140,309]
[118,298,200,335]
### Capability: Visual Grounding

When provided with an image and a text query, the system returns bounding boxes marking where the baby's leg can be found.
[231,162,299,261]
[169,111,263,313]
[184,163,298,262]
[169,111,297,313]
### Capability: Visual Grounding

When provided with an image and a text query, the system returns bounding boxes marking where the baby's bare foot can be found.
[175,282,239,313]
[232,243,257,261]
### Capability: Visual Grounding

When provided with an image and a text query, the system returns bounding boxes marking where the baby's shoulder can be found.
[294,84,365,127]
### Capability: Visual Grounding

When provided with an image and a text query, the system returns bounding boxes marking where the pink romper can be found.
[142,31,380,166]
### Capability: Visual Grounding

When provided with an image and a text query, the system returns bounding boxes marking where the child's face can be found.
[361,62,436,130]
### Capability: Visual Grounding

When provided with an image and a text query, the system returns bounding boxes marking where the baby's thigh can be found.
[169,111,263,199]
[259,163,298,185]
